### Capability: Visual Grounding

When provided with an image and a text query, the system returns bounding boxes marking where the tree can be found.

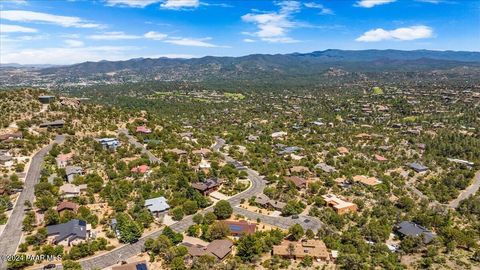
[300,255,313,267]
[116,213,143,244]
[203,212,217,224]
[236,234,262,262]
[193,213,204,224]
[287,242,295,258]
[44,209,60,225]
[305,228,315,239]
[183,200,198,215]
[162,226,183,244]
[207,222,230,240]
[213,200,232,220]
[288,224,304,241]
[171,206,184,221]
[63,260,82,270]
[170,256,186,270]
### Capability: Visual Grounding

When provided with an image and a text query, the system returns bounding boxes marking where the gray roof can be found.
[191,177,222,191]
[408,162,429,172]
[0,155,13,162]
[396,221,435,244]
[39,120,65,127]
[278,146,303,155]
[65,166,83,176]
[314,163,337,173]
[47,219,87,244]
[145,196,170,213]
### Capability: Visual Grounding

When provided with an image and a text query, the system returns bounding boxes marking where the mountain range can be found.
[2,49,480,86]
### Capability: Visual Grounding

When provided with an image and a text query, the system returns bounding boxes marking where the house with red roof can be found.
[136,126,152,134]
[131,165,150,174]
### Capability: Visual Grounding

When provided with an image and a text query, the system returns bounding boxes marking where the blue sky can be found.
[1,0,479,64]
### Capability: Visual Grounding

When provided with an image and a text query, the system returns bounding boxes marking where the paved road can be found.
[118,128,162,164]
[449,170,480,208]
[0,135,65,270]
[67,136,323,270]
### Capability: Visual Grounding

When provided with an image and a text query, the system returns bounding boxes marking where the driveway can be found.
[0,135,65,270]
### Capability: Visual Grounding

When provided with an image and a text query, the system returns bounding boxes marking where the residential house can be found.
[322,194,358,215]
[314,163,337,173]
[182,239,233,261]
[271,131,287,139]
[136,126,152,134]
[374,154,388,162]
[255,193,286,211]
[289,166,310,175]
[352,175,382,186]
[56,201,79,213]
[39,120,65,128]
[228,160,246,170]
[166,148,187,156]
[192,148,211,157]
[221,220,256,237]
[337,147,349,155]
[97,138,120,150]
[65,166,83,183]
[59,183,87,198]
[277,146,303,155]
[395,221,435,244]
[0,132,23,141]
[273,239,330,261]
[144,196,170,217]
[191,178,223,195]
[285,176,307,189]
[408,162,429,173]
[131,165,150,174]
[56,153,74,168]
[112,260,148,270]
[46,219,90,246]
[0,155,13,167]
[38,95,55,104]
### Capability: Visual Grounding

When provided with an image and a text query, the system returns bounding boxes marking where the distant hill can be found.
[2,49,479,86]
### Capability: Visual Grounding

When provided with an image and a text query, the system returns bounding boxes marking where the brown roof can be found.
[56,201,79,212]
[191,178,222,191]
[182,239,233,260]
[289,166,310,174]
[221,220,256,235]
[112,260,148,270]
[205,239,233,259]
[285,176,307,188]
[273,239,330,260]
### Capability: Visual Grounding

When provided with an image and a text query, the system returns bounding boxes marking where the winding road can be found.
[449,170,480,208]
[71,135,324,270]
[0,135,65,270]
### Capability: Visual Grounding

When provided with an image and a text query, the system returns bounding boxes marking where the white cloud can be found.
[88,31,142,40]
[241,1,302,43]
[355,0,396,8]
[356,25,433,42]
[161,0,200,9]
[0,10,102,28]
[1,45,139,65]
[148,53,196,58]
[164,37,219,47]
[0,24,37,33]
[304,2,334,15]
[243,38,255,43]
[64,39,84,47]
[144,31,168,40]
[105,0,161,8]
[415,0,442,3]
